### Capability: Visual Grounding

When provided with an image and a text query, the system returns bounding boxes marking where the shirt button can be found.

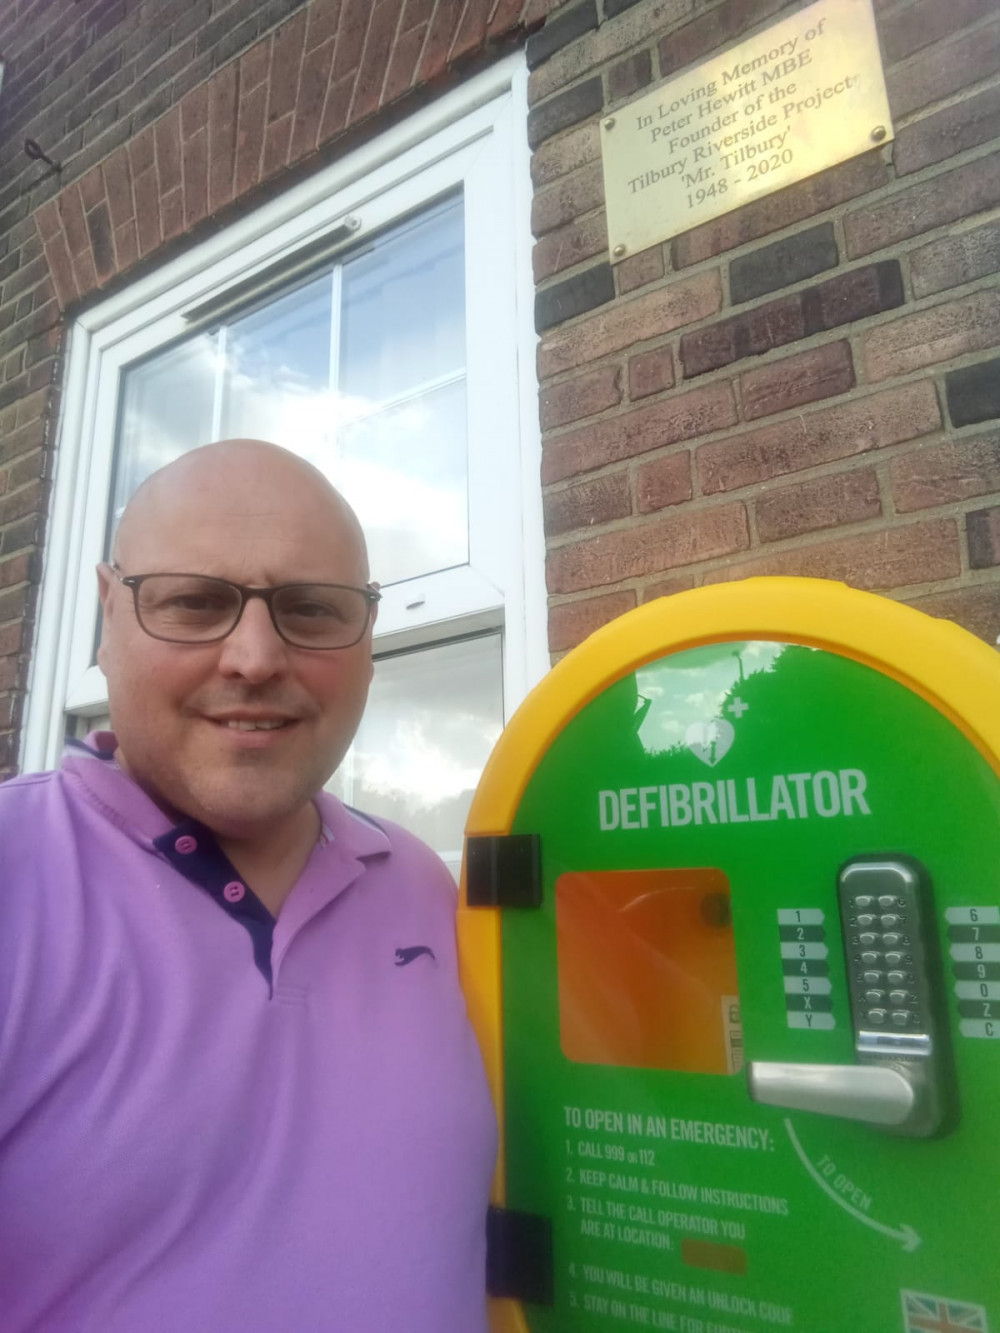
[174,835,198,854]
[223,881,246,903]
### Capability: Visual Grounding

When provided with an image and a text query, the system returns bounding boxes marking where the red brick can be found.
[70,248,98,299]
[697,381,942,494]
[449,0,492,64]
[543,471,631,536]
[533,213,607,282]
[894,85,1000,178]
[0,586,27,624]
[34,201,61,244]
[548,503,749,592]
[549,590,637,652]
[240,36,272,94]
[349,0,398,122]
[234,81,267,198]
[206,63,239,213]
[673,153,888,269]
[716,519,961,591]
[0,623,23,657]
[41,232,79,310]
[0,479,43,526]
[154,105,183,198]
[290,38,336,160]
[543,381,738,484]
[540,363,622,430]
[740,340,855,421]
[180,85,209,142]
[133,167,162,258]
[539,270,722,378]
[910,219,1000,300]
[908,580,1000,643]
[182,126,210,227]
[333,0,374,80]
[160,185,184,244]
[129,125,155,178]
[531,121,601,189]
[305,0,341,50]
[607,49,651,102]
[267,9,307,124]
[488,0,528,39]
[262,112,294,178]
[629,347,674,400]
[0,657,21,692]
[0,418,44,465]
[887,15,1000,120]
[845,152,1000,259]
[880,0,998,66]
[77,166,105,213]
[635,451,693,514]
[380,22,426,106]
[639,572,698,601]
[102,149,134,232]
[891,432,1000,513]
[967,506,1000,568]
[85,203,116,284]
[756,468,881,543]
[57,186,89,258]
[659,0,789,76]
[680,294,804,378]
[531,161,604,237]
[114,219,139,274]
[318,73,355,143]
[618,247,664,295]
[864,291,1000,382]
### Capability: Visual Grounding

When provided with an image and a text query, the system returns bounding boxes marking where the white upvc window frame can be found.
[21,54,547,773]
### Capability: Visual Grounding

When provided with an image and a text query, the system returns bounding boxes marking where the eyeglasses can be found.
[108,564,380,650]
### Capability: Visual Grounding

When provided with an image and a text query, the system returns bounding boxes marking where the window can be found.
[23,56,545,873]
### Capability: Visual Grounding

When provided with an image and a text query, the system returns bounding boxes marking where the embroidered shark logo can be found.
[395,945,436,967]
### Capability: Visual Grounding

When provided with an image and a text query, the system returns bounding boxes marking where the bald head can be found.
[114,439,369,581]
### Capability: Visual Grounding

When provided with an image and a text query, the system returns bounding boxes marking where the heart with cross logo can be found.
[685,718,735,767]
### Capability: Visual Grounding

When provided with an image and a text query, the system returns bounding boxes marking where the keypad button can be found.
[889,990,909,1007]
[878,895,899,909]
[880,913,904,929]
[882,932,903,948]
[864,989,885,1004]
[854,895,875,910]
[891,1010,911,1028]
[861,951,881,966]
[856,914,877,928]
[863,970,883,985]
[868,1009,887,1025]
[858,932,878,947]
[887,970,907,986]
[884,951,905,967]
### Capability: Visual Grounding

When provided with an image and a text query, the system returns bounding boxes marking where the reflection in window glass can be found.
[112,334,216,533]
[221,273,332,448]
[109,195,467,589]
[327,633,503,875]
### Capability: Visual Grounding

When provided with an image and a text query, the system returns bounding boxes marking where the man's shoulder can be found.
[318,795,457,898]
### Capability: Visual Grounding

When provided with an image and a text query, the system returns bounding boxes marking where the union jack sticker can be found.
[902,1289,989,1332]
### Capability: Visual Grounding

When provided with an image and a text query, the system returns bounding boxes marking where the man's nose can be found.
[216,596,290,682]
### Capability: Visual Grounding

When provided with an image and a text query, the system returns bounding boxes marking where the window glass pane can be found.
[327,633,503,874]
[336,196,468,585]
[112,334,216,534]
[220,272,332,450]
[338,378,467,587]
[339,196,465,402]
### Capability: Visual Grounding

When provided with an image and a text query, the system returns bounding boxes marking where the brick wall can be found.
[0,0,555,777]
[526,0,1000,654]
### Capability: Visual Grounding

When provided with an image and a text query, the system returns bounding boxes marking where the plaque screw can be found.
[604,117,615,130]
[613,244,626,257]
[871,125,887,142]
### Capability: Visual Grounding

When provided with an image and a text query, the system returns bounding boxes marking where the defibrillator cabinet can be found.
[458,577,1000,1333]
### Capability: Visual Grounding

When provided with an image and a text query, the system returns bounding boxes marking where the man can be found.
[0,440,496,1332]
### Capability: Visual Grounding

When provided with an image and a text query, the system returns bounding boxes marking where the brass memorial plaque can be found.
[601,0,893,258]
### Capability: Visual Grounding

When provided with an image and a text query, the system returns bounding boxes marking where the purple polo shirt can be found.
[0,736,496,1332]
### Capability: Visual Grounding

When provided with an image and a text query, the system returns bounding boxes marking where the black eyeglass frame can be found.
[107,563,381,650]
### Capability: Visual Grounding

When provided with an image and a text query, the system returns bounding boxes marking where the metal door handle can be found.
[747,1060,917,1125]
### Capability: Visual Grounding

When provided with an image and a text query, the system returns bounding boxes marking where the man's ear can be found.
[96,563,115,674]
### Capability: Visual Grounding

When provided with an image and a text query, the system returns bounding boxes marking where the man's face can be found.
[97,451,375,841]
